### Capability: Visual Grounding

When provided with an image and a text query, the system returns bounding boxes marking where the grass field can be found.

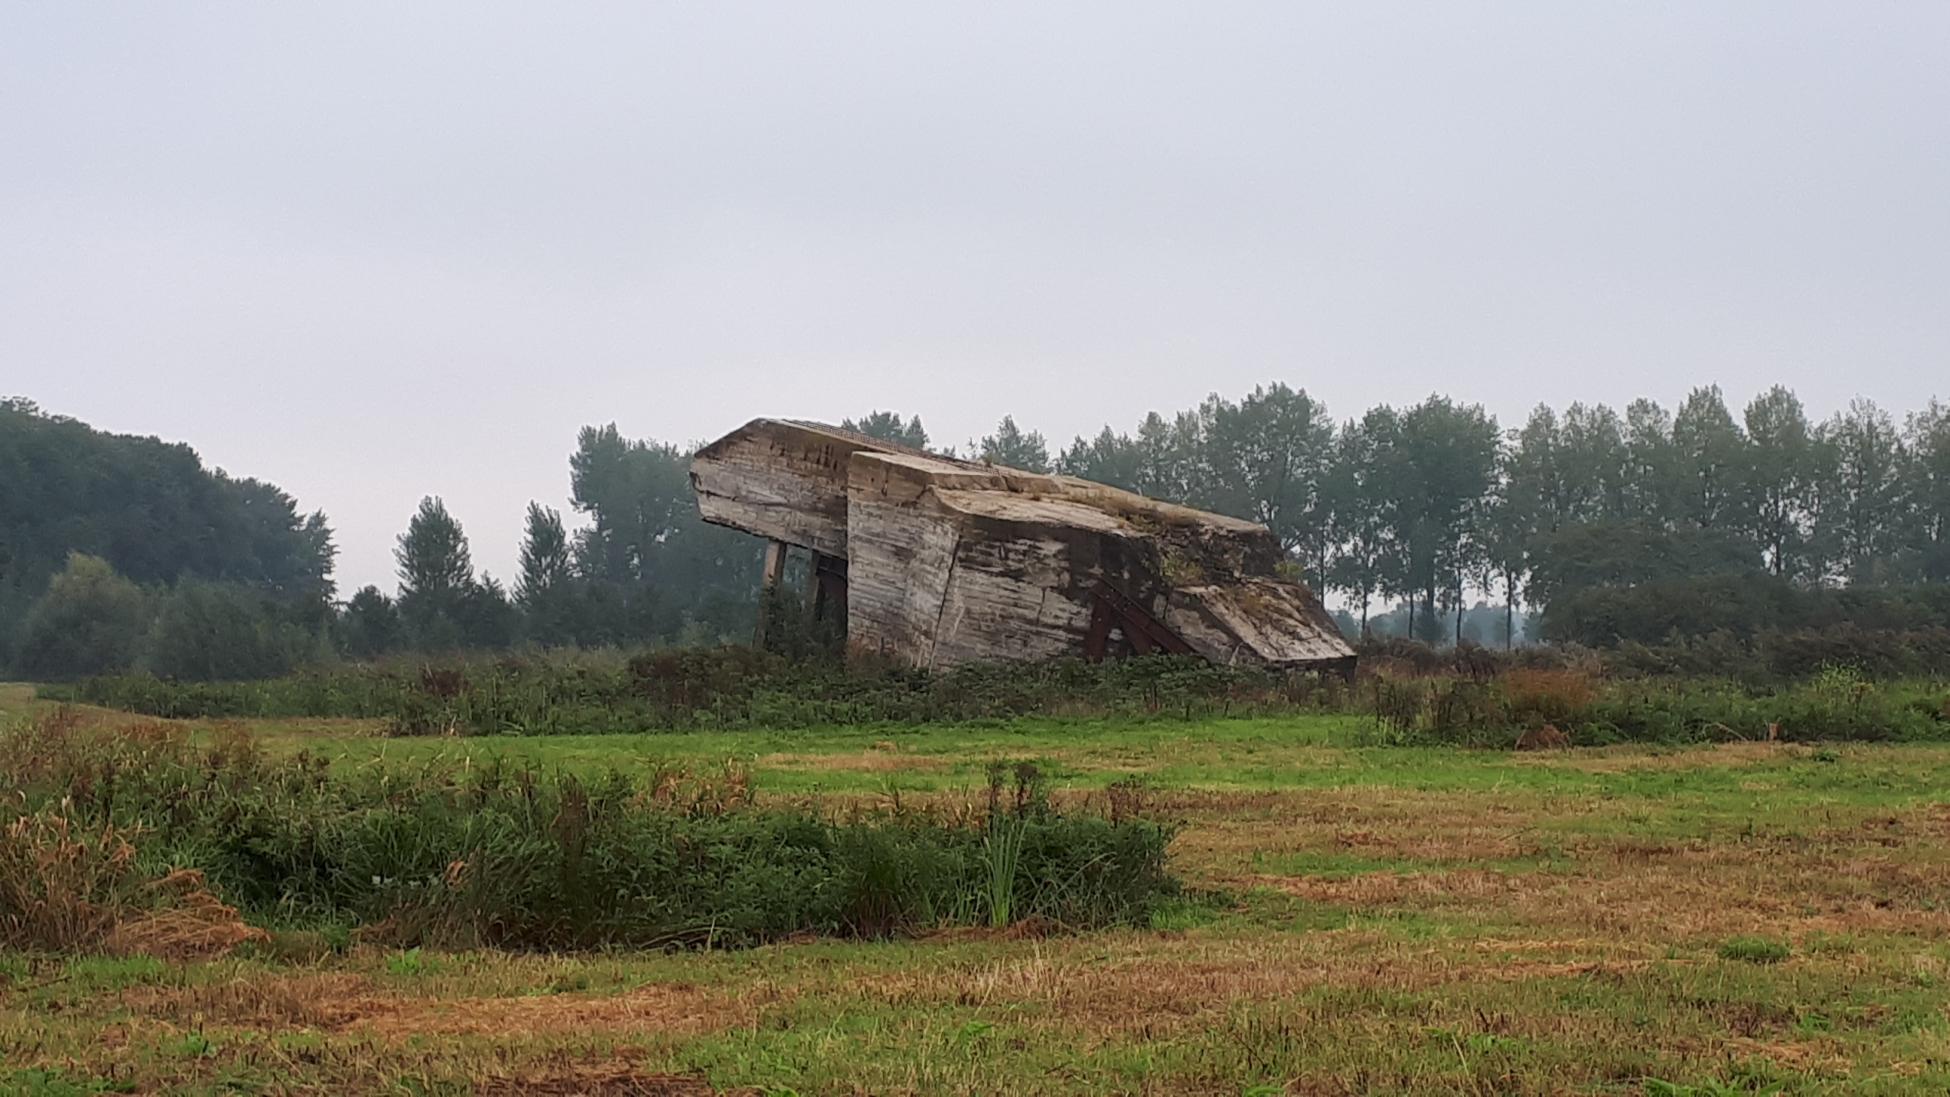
[2,683,1949,1095]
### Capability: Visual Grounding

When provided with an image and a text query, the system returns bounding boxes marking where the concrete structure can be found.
[691,418,1355,673]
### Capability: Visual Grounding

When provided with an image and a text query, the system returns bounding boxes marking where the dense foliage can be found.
[0,400,334,672]
[1542,576,1950,647]
[1365,664,1950,747]
[49,652,1317,732]
[1047,385,1950,646]
[0,712,1177,951]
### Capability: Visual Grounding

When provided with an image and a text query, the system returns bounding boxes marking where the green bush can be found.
[143,581,320,682]
[14,554,150,681]
[1541,571,1950,649]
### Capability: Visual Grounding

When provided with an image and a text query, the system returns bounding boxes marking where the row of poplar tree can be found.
[362,384,1950,656]
[8,384,1949,678]
[978,384,1950,640]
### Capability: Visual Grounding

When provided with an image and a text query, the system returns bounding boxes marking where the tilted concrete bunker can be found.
[691,418,1355,674]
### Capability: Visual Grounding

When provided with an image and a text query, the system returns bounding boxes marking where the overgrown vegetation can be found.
[46,642,1950,749]
[1367,662,1949,746]
[0,711,1177,953]
[44,652,1333,734]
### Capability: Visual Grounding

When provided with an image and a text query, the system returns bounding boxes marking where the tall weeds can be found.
[0,711,1179,952]
[47,652,1336,735]
[982,816,1026,929]
[0,806,141,950]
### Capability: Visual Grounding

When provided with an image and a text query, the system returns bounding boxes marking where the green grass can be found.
[1719,936,1794,965]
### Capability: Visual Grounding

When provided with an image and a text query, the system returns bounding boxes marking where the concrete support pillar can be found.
[754,539,788,647]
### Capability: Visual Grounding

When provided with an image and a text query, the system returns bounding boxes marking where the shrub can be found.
[1500,668,1599,727]
[14,554,150,681]
[143,582,319,682]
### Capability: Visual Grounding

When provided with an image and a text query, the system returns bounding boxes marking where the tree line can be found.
[6,384,1948,680]
[338,423,761,658]
[1,410,770,678]
[976,384,1950,645]
[1,399,337,678]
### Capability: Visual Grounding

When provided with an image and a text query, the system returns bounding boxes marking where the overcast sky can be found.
[4,3,1946,593]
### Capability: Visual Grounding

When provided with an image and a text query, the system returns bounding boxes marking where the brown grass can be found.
[0,807,141,951]
[757,749,953,774]
[1540,740,1808,772]
[476,1062,747,1096]
[103,869,268,961]
[123,974,777,1038]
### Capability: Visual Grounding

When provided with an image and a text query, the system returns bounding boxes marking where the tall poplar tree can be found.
[395,496,474,649]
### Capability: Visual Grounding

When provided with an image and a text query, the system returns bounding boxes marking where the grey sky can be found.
[4,3,1946,594]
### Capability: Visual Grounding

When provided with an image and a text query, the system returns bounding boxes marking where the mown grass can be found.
[3,685,1950,1093]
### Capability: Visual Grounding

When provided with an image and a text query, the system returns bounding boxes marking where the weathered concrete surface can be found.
[692,418,1355,672]
[690,419,880,559]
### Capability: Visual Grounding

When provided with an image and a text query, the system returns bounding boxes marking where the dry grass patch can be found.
[755,749,954,774]
[357,981,769,1040]
[862,938,1341,1037]
[122,972,381,1029]
[477,1059,747,1096]
[1521,740,1801,773]
[1169,787,1545,882]
[1207,787,1950,948]
[1241,832,1950,943]
[119,972,777,1040]
[203,715,389,743]
[852,931,1669,1041]
[1251,867,1536,907]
